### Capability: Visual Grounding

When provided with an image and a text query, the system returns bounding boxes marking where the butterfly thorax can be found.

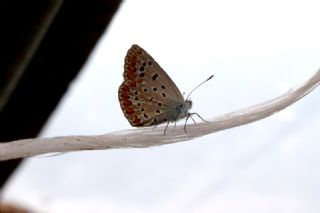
[170,99,192,121]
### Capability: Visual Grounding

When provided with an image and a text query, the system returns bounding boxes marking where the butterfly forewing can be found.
[119,44,186,127]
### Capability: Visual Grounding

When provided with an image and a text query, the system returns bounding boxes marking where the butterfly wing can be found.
[119,44,185,127]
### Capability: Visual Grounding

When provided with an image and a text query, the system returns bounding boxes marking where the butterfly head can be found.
[185,99,192,110]
[174,99,192,120]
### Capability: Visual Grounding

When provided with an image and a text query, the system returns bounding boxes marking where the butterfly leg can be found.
[190,112,208,122]
[184,113,208,133]
[184,113,197,131]
[183,113,191,133]
[163,120,170,135]
[189,115,197,124]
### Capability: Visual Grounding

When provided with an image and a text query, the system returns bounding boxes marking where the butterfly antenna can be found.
[186,75,214,100]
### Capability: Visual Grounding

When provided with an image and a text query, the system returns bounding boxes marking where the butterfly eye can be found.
[186,100,193,107]
[161,85,166,89]
[148,61,152,65]
[143,88,148,92]
[152,87,158,92]
[161,93,166,98]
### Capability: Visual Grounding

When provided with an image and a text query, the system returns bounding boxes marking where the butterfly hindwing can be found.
[119,44,186,127]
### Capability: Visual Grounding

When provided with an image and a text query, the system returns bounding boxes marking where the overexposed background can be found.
[3,1,320,212]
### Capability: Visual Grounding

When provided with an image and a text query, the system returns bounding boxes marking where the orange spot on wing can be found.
[123,100,132,106]
[121,85,129,91]
[129,81,136,87]
[133,117,142,126]
[124,47,140,81]
[126,108,134,115]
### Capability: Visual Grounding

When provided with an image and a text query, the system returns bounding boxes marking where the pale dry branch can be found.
[1,70,320,161]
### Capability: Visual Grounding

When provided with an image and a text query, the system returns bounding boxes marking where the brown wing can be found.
[118,44,185,127]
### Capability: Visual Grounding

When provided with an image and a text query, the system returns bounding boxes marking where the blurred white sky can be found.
[3,1,320,212]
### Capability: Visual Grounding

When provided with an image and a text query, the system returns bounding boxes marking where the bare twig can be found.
[1,70,319,161]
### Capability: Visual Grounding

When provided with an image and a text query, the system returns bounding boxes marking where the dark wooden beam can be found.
[0,0,121,188]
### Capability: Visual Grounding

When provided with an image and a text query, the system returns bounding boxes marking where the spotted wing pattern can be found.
[118,44,185,127]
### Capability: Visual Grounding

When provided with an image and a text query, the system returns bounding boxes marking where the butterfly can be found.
[118,44,212,135]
